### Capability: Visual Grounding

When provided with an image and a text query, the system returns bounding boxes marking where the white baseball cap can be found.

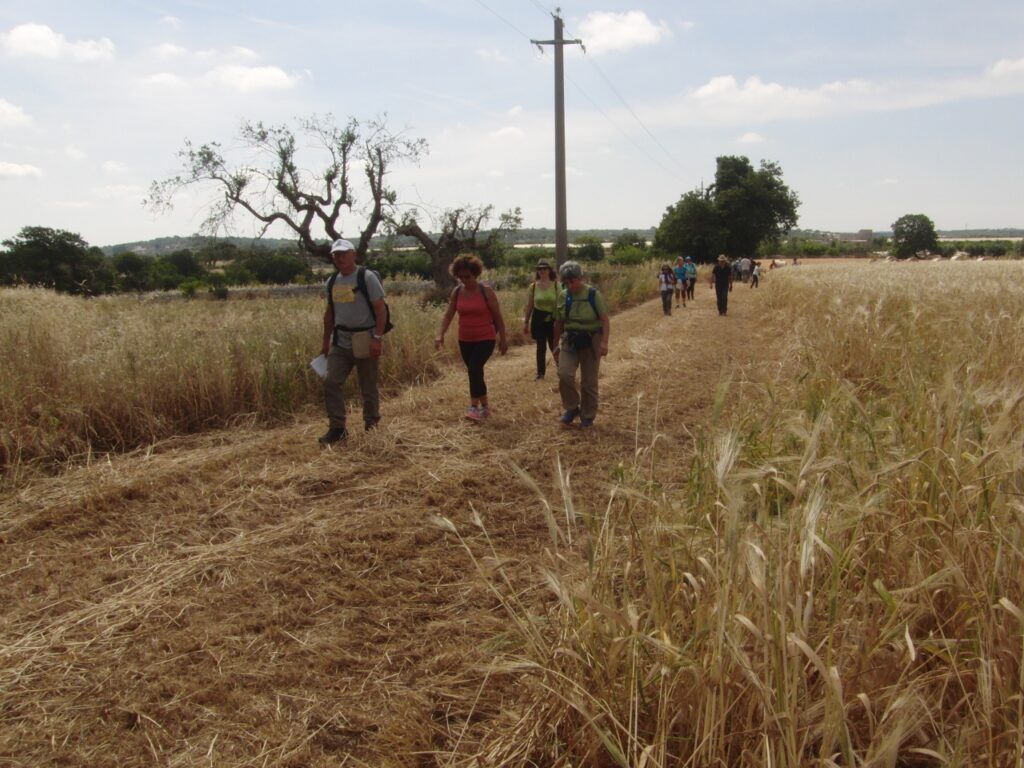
[330,238,356,253]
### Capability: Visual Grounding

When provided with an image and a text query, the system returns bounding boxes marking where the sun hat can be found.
[536,259,551,269]
[330,238,356,253]
[684,255,692,261]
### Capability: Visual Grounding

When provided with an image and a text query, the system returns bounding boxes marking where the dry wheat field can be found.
[2,260,1023,767]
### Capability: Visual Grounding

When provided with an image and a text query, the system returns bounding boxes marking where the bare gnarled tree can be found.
[146,114,427,261]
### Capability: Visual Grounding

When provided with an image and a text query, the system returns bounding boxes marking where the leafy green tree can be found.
[147,259,185,290]
[711,157,800,256]
[111,251,151,292]
[573,235,605,262]
[237,249,311,284]
[655,156,800,262]
[0,226,115,294]
[653,190,727,263]
[611,232,647,253]
[891,214,938,259]
[162,249,205,278]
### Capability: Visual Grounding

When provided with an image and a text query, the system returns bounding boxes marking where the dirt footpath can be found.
[0,280,774,766]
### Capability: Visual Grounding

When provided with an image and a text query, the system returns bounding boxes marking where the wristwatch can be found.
[371,333,383,341]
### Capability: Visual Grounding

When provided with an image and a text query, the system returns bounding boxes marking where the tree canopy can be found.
[0,226,114,295]
[654,156,800,261]
[147,114,427,261]
[891,214,939,259]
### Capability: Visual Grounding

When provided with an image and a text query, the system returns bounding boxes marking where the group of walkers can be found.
[319,237,774,445]
[318,239,611,446]
[657,255,699,315]
[658,254,763,317]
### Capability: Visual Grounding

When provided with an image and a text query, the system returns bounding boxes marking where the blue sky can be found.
[1,1,1022,246]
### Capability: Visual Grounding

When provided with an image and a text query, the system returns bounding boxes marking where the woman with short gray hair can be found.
[552,261,611,428]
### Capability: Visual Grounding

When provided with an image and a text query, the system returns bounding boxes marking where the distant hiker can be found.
[710,254,734,316]
[750,261,761,288]
[320,239,387,446]
[658,264,676,316]
[435,254,508,421]
[672,256,687,308]
[553,261,610,428]
[738,256,752,283]
[683,256,698,300]
[522,260,560,380]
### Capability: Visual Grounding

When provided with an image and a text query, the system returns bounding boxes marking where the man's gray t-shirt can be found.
[327,268,385,349]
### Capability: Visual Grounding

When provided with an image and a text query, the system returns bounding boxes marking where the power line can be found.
[474,0,687,179]
[562,23,688,174]
[472,0,534,41]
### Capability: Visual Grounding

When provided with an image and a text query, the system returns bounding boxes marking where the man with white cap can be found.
[319,239,387,445]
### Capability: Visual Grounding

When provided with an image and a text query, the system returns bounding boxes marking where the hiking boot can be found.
[465,406,483,422]
[579,417,594,428]
[559,408,579,426]
[318,427,348,446]
[480,405,492,419]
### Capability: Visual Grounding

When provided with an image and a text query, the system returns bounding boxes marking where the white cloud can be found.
[230,46,259,60]
[576,11,672,56]
[476,47,507,63]
[0,98,31,127]
[507,105,523,117]
[102,160,128,174]
[679,21,696,31]
[988,56,1024,78]
[151,43,187,58]
[65,145,87,161]
[142,72,186,87]
[490,126,525,139]
[95,184,144,199]
[681,58,1024,126]
[201,65,296,92]
[737,132,765,144]
[0,161,42,178]
[160,16,182,30]
[1,23,115,62]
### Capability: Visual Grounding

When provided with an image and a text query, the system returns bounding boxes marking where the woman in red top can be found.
[434,254,508,421]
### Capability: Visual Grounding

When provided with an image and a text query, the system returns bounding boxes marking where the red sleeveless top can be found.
[456,285,496,342]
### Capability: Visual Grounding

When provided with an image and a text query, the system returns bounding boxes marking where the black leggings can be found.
[530,311,555,376]
[459,339,495,398]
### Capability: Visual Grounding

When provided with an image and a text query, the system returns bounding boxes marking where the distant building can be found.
[833,229,873,243]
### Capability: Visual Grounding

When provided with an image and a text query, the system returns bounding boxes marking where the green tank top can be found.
[532,282,559,313]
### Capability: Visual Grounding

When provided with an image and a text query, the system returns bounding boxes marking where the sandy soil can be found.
[1,278,777,766]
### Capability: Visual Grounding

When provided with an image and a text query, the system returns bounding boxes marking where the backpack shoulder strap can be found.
[326,272,337,312]
[355,265,367,296]
[587,287,598,317]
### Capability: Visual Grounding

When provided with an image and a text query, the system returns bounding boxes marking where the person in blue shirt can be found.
[672,256,687,308]
[683,256,698,300]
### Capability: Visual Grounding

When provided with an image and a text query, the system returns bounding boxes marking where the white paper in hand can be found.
[310,354,328,379]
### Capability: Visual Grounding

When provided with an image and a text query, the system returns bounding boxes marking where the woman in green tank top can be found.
[522,260,560,379]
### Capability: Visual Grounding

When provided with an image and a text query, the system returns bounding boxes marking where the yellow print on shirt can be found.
[332,283,355,304]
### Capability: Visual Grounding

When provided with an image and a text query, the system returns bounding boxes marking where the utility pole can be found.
[532,10,582,265]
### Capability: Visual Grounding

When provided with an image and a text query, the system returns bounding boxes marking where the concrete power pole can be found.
[532,11,582,265]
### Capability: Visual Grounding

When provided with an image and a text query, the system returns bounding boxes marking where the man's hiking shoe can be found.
[480,406,492,419]
[580,417,594,428]
[559,408,579,426]
[465,406,483,422]
[318,427,348,446]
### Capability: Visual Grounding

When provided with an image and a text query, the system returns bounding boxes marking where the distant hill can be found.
[101,227,660,256]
